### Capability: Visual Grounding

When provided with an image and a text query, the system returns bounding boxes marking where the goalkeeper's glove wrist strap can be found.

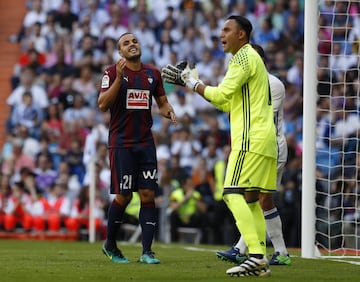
[194,81,200,92]
[187,77,200,91]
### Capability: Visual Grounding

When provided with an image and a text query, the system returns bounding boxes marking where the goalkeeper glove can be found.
[162,61,202,91]
[161,62,186,87]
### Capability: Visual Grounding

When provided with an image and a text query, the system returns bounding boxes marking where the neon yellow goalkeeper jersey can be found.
[204,44,277,158]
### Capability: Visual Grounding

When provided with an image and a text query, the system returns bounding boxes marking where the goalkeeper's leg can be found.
[223,193,264,256]
[223,192,269,277]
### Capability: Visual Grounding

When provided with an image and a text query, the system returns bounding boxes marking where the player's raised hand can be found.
[115,58,126,79]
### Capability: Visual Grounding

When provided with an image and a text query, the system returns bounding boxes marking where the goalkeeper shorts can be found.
[223,150,277,193]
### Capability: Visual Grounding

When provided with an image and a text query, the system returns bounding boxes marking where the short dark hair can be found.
[227,15,252,39]
[22,90,33,98]
[118,32,135,48]
[251,43,265,60]
[119,32,133,41]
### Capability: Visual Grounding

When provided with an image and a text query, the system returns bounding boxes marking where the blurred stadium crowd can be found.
[0,0,359,248]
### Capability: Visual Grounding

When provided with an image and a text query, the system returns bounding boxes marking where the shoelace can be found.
[144,251,156,258]
[111,248,124,258]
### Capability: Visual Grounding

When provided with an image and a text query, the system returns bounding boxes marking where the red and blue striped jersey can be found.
[100,63,165,148]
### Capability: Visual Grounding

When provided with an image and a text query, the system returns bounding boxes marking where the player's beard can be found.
[127,51,142,62]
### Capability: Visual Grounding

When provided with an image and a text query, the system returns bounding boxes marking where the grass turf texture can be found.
[0,240,359,282]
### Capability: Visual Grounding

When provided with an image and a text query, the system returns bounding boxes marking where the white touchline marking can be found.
[158,244,360,266]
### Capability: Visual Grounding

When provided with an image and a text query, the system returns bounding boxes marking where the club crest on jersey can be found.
[101,75,110,88]
[148,77,153,84]
[126,89,150,109]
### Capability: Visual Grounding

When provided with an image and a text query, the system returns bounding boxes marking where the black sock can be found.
[139,202,156,254]
[106,199,125,250]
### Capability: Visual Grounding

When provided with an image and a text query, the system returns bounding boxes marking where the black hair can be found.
[227,15,252,39]
[117,32,136,50]
[119,32,133,41]
[251,43,265,60]
[22,90,33,98]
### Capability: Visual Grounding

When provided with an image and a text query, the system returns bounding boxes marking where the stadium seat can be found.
[120,223,142,243]
[176,227,201,244]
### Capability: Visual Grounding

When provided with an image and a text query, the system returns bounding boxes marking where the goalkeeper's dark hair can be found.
[227,15,252,40]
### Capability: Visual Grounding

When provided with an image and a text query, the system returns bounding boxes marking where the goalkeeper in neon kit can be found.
[162,15,277,277]
[215,43,291,266]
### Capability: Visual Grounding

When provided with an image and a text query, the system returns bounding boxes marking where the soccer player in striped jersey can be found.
[98,32,177,264]
[162,15,276,277]
[216,44,291,266]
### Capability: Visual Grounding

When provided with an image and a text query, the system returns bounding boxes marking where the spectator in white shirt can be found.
[62,94,92,124]
[29,22,49,53]
[10,91,43,138]
[133,17,156,51]
[286,53,303,90]
[79,0,110,38]
[329,42,358,81]
[196,49,216,85]
[23,0,47,29]
[101,6,127,42]
[153,29,179,68]
[7,66,49,111]
[82,111,110,166]
[72,34,102,68]
[169,88,196,123]
[170,126,202,176]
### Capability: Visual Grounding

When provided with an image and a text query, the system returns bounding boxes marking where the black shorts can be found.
[109,145,158,194]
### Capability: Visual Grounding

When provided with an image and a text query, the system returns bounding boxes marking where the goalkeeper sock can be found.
[139,201,156,253]
[106,199,126,250]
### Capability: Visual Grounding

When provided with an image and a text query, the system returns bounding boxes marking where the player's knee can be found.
[222,193,234,206]
[244,191,259,203]
[139,189,155,203]
[115,193,132,206]
[259,193,275,211]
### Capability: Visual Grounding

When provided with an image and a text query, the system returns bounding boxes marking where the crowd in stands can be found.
[0,0,359,248]
[315,0,360,249]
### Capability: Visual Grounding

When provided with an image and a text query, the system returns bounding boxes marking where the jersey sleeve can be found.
[154,68,166,97]
[212,101,231,112]
[100,65,116,92]
[204,63,249,106]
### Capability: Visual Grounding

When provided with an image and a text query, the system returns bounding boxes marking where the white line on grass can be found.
[165,245,360,266]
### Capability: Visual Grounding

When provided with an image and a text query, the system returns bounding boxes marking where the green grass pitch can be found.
[0,240,359,281]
